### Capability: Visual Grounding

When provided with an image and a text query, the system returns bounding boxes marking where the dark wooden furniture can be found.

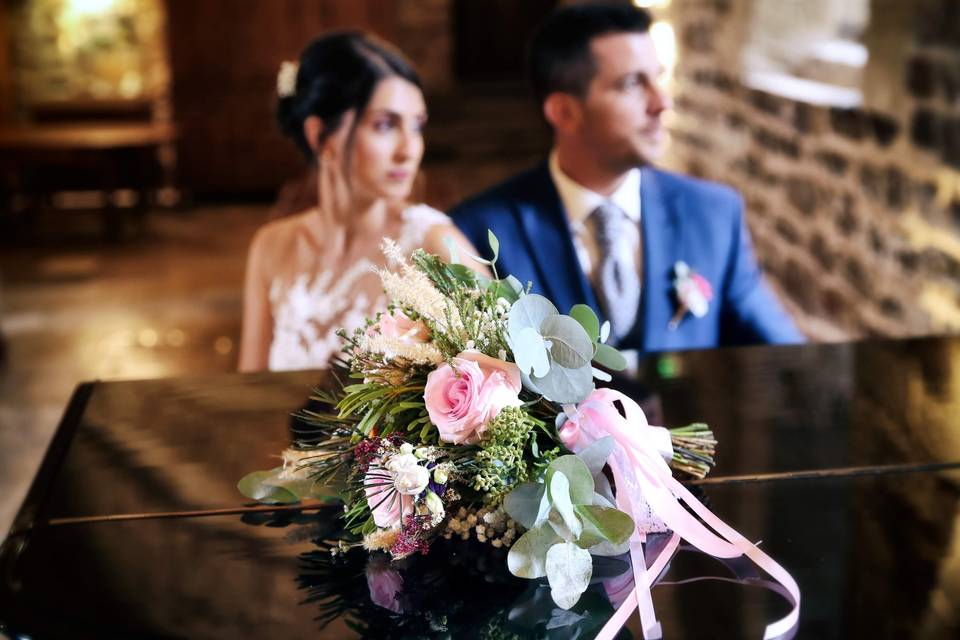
[0,121,178,239]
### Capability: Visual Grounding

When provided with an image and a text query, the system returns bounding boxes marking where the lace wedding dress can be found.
[267,204,449,371]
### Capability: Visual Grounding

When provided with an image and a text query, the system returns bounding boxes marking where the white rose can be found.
[385,453,419,472]
[387,453,430,495]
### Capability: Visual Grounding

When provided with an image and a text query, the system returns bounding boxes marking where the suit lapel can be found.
[516,163,599,315]
[638,167,680,349]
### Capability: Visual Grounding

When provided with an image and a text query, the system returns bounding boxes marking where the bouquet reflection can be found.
[244,508,796,639]
[295,530,629,639]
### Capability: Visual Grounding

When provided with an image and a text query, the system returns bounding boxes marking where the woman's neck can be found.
[308,196,395,251]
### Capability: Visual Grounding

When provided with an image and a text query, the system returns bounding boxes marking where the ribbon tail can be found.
[596,533,680,640]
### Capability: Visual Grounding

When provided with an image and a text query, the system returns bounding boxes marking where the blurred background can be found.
[1,0,959,536]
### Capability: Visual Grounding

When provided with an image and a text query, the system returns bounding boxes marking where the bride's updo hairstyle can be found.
[276,31,422,159]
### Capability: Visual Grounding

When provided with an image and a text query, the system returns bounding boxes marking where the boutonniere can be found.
[669,261,713,330]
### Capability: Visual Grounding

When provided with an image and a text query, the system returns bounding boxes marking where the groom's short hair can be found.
[527,3,652,107]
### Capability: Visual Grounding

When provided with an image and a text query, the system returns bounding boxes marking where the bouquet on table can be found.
[240,233,798,639]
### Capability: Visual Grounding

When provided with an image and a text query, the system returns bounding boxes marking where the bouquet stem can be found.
[668,422,716,479]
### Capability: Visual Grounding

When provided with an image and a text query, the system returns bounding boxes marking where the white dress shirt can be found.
[548,150,643,286]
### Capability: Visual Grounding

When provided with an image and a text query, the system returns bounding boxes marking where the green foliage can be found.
[470,406,542,501]
[503,446,636,610]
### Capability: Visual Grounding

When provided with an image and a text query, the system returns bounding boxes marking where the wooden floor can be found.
[0,205,268,536]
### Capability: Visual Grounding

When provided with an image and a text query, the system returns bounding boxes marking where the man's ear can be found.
[543,93,582,135]
[303,116,324,154]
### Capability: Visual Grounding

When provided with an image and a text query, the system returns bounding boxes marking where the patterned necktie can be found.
[590,202,640,343]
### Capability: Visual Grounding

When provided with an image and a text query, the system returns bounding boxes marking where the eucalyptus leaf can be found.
[505,275,525,295]
[548,509,576,542]
[540,315,594,369]
[531,362,594,404]
[568,304,600,342]
[549,471,583,539]
[593,471,616,507]
[593,342,628,371]
[574,505,635,545]
[488,279,520,304]
[546,455,595,505]
[572,513,607,549]
[588,537,632,557]
[509,294,559,336]
[545,542,593,609]
[488,229,500,262]
[237,469,300,504]
[535,482,554,526]
[508,522,561,579]
[592,367,612,382]
[577,436,614,477]
[504,482,547,530]
[520,370,543,397]
[600,320,611,344]
[511,327,551,377]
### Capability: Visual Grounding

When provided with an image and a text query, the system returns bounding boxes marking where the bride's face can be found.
[348,76,426,205]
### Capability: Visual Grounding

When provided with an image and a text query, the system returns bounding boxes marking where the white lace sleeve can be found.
[397,204,452,255]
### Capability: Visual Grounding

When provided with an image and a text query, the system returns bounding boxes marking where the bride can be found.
[239,32,483,372]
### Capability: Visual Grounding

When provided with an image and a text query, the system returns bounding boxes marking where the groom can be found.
[451,2,803,352]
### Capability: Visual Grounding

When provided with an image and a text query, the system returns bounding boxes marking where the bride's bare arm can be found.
[238,230,273,372]
[422,223,493,277]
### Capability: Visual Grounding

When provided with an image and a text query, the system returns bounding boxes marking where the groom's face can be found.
[577,32,671,171]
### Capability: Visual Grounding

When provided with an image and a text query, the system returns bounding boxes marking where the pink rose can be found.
[366,562,404,613]
[368,309,430,343]
[364,462,414,528]
[424,350,522,444]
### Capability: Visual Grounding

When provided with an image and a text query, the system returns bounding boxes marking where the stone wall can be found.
[662,0,960,340]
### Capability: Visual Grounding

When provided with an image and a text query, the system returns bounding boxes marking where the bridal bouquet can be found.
[240,233,718,612]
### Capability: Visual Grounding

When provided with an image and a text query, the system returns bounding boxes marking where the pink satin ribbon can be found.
[559,388,800,640]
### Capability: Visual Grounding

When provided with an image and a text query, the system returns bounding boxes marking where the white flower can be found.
[399,442,414,455]
[432,466,448,484]
[276,60,298,97]
[387,453,430,495]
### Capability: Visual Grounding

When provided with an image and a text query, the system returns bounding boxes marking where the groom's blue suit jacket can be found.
[450,162,804,352]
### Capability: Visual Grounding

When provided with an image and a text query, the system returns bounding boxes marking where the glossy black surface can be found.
[2,471,959,638]
[25,336,960,524]
[4,337,960,638]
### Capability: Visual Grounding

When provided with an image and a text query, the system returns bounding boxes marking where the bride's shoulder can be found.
[401,203,451,228]
[248,210,314,259]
